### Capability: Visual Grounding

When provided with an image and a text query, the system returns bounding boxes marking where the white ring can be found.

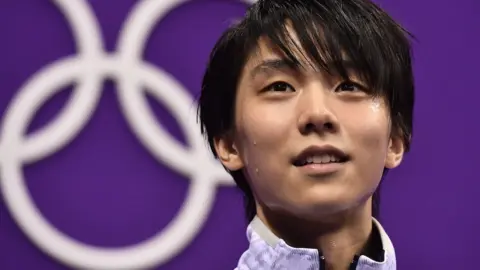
[0,0,253,269]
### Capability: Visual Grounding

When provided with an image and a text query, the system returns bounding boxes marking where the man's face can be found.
[215,35,405,219]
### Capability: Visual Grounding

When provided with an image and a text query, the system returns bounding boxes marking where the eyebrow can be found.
[249,58,359,80]
[249,59,298,79]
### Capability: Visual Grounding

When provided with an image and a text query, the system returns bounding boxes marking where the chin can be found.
[288,193,360,218]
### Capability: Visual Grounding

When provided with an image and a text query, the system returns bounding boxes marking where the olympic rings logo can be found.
[0,0,254,269]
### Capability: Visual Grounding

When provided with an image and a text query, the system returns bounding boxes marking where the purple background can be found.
[0,0,479,269]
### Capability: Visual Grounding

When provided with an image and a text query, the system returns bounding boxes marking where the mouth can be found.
[292,145,349,167]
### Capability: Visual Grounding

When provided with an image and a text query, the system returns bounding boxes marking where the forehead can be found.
[243,21,351,71]
[239,40,301,86]
[245,25,305,67]
[243,37,312,78]
[246,38,289,67]
[242,36,352,82]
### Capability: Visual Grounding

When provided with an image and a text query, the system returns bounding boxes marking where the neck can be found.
[256,199,377,270]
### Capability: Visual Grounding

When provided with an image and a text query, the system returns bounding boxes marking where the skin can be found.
[214,31,405,269]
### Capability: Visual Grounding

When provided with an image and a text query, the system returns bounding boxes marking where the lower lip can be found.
[296,162,346,176]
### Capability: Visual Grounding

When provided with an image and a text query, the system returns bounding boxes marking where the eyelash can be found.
[262,80,365,93]
[335,81,365,92]
[263,81,295,92]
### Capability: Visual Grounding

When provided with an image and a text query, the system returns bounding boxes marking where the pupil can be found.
[342,83,355,91]
[275,83,287,91]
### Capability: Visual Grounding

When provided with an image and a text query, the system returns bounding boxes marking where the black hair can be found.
[198,0,415,222]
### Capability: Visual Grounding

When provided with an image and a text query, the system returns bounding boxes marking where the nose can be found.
[297,85,339,135]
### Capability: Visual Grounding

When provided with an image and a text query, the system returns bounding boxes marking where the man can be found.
[198,0,414,269]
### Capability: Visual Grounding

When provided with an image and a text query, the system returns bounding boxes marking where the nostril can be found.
[323,122,334,130]
[300,120,336,134]
[304,123,316,133]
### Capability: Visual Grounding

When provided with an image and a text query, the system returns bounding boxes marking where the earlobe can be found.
[214,136,244,171]
[385,136,405,169]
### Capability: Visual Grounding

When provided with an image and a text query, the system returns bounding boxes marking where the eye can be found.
[263,81,295,92]
[335,81,365,92]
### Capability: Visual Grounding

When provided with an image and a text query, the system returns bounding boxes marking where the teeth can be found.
[305,155,340,165]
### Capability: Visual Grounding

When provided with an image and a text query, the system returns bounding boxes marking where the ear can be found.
[214,135,244,171]
[385,135,405,169]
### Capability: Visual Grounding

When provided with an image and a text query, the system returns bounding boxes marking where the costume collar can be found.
[236,216,396,269]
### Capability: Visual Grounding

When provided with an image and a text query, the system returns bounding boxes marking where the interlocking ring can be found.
[0,0,254,268]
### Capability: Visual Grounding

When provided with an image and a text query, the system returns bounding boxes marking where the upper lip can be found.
[292,145,349,166]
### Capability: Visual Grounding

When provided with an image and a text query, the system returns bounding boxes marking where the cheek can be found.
[344,101,391,159]
[235,106,293,178]
[361,124,390,159]
[369,97,382,113]
[342,103,390,193]
[236,104,293,150]
[359,127,389,161]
